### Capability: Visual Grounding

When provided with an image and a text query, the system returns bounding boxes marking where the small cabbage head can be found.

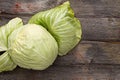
[8,24,58,70]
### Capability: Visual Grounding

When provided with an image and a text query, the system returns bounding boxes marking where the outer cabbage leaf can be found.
[0,52,16,72]
[0,17,22,72]
[8,24,58,70]
[29,1,82,56]
[0,17,23,51]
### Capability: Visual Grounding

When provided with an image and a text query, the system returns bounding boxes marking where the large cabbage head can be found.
[8,24,58,70]
[29,1,82,56]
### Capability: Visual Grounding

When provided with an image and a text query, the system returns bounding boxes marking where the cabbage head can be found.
[29,1,82,56]
[8,24,58,70]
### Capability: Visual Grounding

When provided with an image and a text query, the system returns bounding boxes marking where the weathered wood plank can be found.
[54,41,120,65]
[0,0,65,14]
[80,18,120,41]
[0,0,120,18]
[0,16,120,41]
[0,64,120,80]
[75,0,120,18]
[70,0,120,18]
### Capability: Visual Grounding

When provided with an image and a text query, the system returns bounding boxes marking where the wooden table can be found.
[0,0,120,80]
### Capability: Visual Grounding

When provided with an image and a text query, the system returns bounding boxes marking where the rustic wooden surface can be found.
[0,0,120,80]
[0,64,120,80]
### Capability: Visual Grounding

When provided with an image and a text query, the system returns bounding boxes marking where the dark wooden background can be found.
[0,0,120,80]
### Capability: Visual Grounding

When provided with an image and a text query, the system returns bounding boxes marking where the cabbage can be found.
[0,18,23,72]
[0,1,81,72]
[8,24,58,70]
[29,1,82,56]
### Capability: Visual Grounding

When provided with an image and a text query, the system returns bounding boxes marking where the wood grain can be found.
[0,0,120,18]
[54,41,120,65]
[0,0,66,14]
[70,0,120,18]
[80,18,120,41]
[0,64,120,80]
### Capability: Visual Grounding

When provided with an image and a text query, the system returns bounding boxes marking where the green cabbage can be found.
[29,1,82,56]
[0,17,23,72]
[0,1,81,72]
[8,24,58,70]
